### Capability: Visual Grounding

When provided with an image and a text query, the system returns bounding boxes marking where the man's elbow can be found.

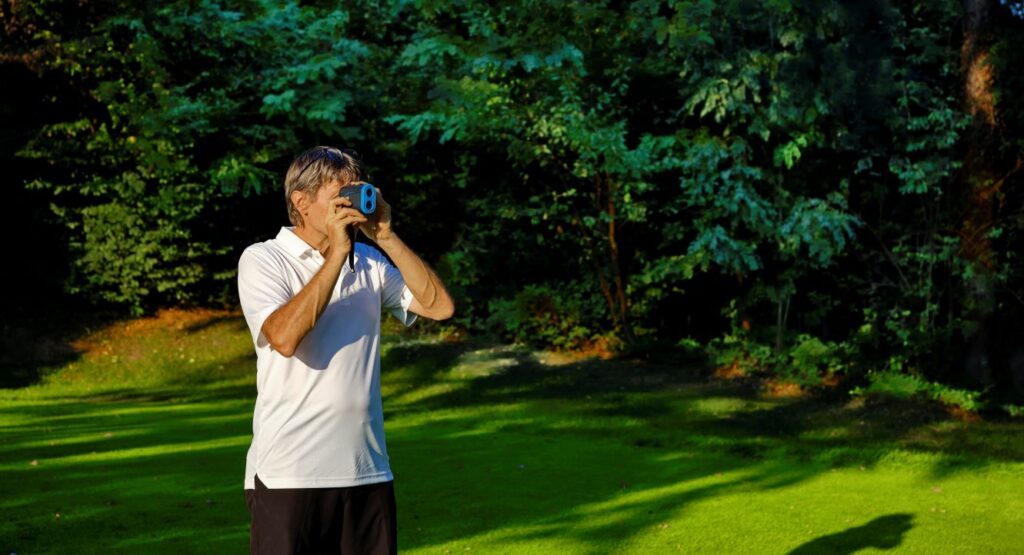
[268,332,297,357]
[433,300,456,321]
[262,318,297,357]
[273,341,297,358]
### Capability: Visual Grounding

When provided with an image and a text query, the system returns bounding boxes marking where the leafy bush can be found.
[776,334,847,387]
[706,333,773,377]
[485,283,606,351]
[675,336,704,358]
[850,369,985,412]
[1003,404,1024,419]
[67,198,224,315]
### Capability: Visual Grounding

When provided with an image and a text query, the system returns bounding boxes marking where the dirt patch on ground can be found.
[944,404,984,423]
[763,379,807,398]
[713,360,747,380]
[70,307,241,353]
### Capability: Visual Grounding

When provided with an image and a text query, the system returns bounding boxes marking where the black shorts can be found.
[245,473,398,554]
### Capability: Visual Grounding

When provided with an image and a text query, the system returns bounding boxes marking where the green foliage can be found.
[706,328,847,388]
[13,0,377,313]
[850,370,985,413]
[4,0,1024,410]
[835,0,1022,396]
[485,283,606,351]
[707,334,773,377]
[70,198,221,315]
[775,333,846,387]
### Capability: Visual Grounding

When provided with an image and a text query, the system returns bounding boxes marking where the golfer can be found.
[237,146,455,553]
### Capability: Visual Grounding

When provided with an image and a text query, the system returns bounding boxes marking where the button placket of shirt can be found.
[336,253,358,301]
[296,244,356,301]
[314,249,351,300]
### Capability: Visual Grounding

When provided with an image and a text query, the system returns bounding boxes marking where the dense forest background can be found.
[2,0,1023,415]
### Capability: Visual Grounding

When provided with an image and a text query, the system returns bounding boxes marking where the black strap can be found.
[347,225,357,271]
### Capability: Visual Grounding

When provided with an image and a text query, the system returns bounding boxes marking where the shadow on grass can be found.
[0,306,126,389]
[0,334,1020,553]
[183,314,243,334]
[0,306,248,391]
[787,514,914,554]
[0,351,258,406]
[0,385,821,554]
[382,338,1024,476]
[0,399,254,553]
[389,420,827,552]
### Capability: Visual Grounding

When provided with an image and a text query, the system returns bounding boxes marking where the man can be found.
[237,146,455,554]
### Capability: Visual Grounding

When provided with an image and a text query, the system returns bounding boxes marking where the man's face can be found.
[302,178,345,235]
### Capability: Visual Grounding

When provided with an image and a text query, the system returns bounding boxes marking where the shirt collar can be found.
[276,226,322,260]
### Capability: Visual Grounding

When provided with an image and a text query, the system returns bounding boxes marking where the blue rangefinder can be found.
[338,183,376,215]
[337,183,378,271]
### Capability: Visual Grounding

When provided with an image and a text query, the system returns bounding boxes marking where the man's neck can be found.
[291,225,329,256]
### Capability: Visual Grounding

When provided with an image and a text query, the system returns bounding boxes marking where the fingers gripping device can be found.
[337,183,377,271]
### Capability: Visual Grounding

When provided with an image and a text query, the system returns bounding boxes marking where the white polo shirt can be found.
[237,226,417,490]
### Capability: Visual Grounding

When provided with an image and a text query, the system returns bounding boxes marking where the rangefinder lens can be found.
[339,183,377,216]
[362,184,376,214]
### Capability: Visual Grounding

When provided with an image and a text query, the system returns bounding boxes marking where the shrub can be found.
[485,283,606,351]
[706,333,773,377]
[850,369,985,412]
[776,334,846,387]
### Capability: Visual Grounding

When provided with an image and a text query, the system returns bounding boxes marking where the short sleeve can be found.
[237,246,292,348]
[377,250,418,327]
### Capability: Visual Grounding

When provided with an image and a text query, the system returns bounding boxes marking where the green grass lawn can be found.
[2,308,1023,553]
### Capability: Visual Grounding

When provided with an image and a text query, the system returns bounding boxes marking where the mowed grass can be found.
[1,308,1023,554]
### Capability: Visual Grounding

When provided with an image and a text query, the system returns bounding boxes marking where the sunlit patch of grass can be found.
[3,308,254,401]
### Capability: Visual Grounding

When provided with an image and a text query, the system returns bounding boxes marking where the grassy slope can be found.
[1,308,1022,554]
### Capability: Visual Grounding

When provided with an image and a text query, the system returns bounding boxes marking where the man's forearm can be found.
[261,252,345,356]
[376,231,455,319]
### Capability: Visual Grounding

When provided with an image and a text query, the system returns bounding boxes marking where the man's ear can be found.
[291,189,309,214]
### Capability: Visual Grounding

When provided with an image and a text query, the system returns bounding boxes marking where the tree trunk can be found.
[602,172,635,347]
[960,0,998,387]
[574,172,635,351]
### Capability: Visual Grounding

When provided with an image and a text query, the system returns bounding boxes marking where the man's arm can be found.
[261,252,345,357]
[261,194,368,356]
[376,231,455,320]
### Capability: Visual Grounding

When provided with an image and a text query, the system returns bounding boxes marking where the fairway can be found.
[1,309,1022,553]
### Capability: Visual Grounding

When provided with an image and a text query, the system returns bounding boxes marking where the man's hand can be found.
[353,182,393,243]
[324,195,368,263]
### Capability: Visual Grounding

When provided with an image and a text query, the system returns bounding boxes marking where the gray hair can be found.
[284,146,363,227]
